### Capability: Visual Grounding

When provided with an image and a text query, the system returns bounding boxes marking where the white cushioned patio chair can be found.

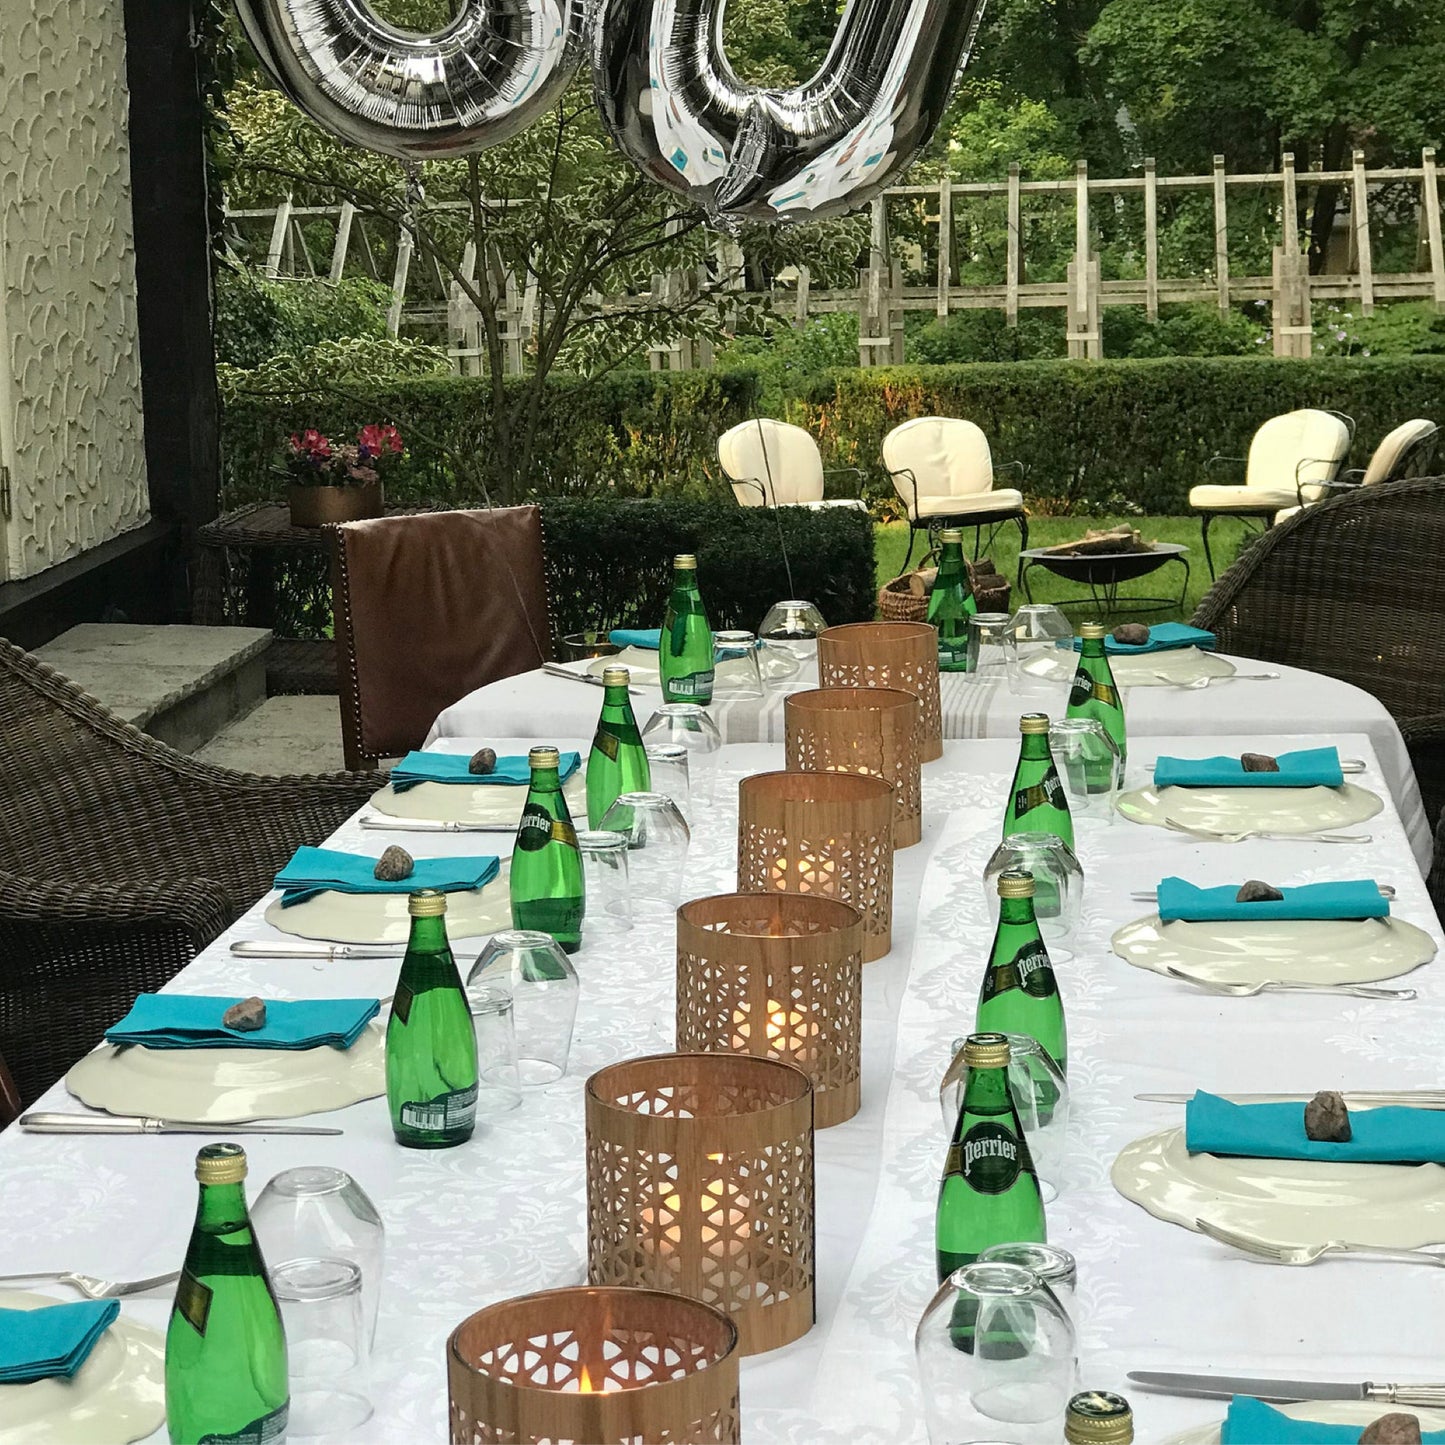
[881,416,1028,572]
[1273,417,1438,524]
[1188,408,1354,576]
[717,419,866,510]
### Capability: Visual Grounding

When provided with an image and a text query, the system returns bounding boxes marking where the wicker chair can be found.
[1191,476,1445,726]
[0,638,382,1107]
[0,1048,19,1128]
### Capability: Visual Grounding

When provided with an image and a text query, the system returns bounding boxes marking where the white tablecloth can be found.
[2,733,1441,1443]
[428,658,1431,871]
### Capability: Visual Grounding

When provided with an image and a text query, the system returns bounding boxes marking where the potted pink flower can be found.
[285,423,404,526]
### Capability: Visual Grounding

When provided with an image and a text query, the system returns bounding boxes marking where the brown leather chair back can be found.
[331,506,552,769]
[0,1046,20,1127]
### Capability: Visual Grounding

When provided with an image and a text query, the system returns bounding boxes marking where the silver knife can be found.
[542,662,643,694]
[1136,1091,1445,1107]
[359,817,515,833]
[1127,1371,1445,1407]
[20,1113,343,1136]
[231,940,403,959]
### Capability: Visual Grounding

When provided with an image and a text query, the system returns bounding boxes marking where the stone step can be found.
[36,623,272,754]
[194,695,346,776]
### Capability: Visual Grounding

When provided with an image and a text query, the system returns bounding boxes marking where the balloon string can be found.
[755,419,798,600]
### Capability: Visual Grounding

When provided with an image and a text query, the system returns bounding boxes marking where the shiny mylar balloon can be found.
[590,0,984,224]
[233,0,585,161]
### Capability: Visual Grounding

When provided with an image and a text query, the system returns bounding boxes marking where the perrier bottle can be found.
[936,1032,1046,1286]
[1003,712,1074,849]
[926,527,977,672]
[977,870,1067,1078]
[1067,621,1127,787]
[587,665,651,828]
[387,889,478,1148]
[165,1144,288,1444]
[511,745,585,952]
[660,554,715,704]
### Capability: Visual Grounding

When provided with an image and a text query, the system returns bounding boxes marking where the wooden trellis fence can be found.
[225,146,1445,372]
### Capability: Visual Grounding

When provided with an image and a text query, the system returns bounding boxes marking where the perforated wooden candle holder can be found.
[585,1052,815,1357]
[784,686,923,847]
[817,620,943,762]
[736,769,895,962]
[676,892,864,1129]
[447,1285,740,1445]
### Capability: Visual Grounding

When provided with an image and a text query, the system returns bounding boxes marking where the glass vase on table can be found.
[510,745,586,953]
[983,833,1083,962]
[641,704,723,805]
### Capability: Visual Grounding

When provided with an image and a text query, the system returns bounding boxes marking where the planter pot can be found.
[288,481,384,528]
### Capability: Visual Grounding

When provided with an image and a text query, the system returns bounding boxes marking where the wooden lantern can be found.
[784,686,923,847]
[676,892,864,1129]
[736,769,895,961]
[447,1285,740,1444]
[585,1052,815,1357]
[817,620,943,762]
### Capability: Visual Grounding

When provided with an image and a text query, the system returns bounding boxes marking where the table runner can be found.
[0,733,1438,1443]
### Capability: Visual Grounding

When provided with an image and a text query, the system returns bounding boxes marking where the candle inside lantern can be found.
[768,851,839,889]
[640,1152,751,1259]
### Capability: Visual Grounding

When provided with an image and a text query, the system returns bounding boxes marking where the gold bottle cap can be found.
[195,1142,247,1185]
[996,869,1036,899]
[602,666,631,687]
[1019,712,1051,734]
[529,745,561,767]
[939,527,963,543]
[1080,622,1107,640]
[1065,1391,1134,1444]
[408,888,447,917]
[962,1032,1012,1069]
[674,554,698,570]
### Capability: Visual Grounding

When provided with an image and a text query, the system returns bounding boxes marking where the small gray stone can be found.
[469,747,498,776]
[1304,1089,1353,1143]
[223,997,267,1032]
[374,845,415,881]
[1359,1413,1423,1444]
[1240,751,1281,772]
[1111,623,1150,646]
[1236,879,1285,903]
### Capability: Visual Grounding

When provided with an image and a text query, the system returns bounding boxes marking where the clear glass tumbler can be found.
[1009,605,1074,694]
[270,1257,372,1438]
[644,742,692,822]
[462,982,522,1114]
[598,791,692,913]
[966,613,1018,684]
[982,833,1084,959]
[641,704,723,805]
[252,1167,384,1349]
[467,929,579,1086]
[976,1243,1078,1331]
[1047,717,1123,818]
[576,828,632,934]
[915,1261,1077,1444]
[713,630,765,700]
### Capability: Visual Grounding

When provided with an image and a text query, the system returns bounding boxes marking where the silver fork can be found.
[1196,1217,1445,1268]
[1162,818,1371,844]
[1152,671,1281,689]
[0,1269,180,1299]
[1162,964,1415,1000]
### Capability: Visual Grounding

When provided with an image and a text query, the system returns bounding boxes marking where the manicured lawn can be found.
[872,515,1253,626]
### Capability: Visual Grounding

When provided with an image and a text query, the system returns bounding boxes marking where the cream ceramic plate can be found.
[0,1291,164,1445]
[66,1021,385,1123]
[586,645,660,684]
[369,773,585,824]
[264,864,511,943]
[1020,646,1235,687]
[1116,782,1382,834]
[1165,1399,1445,1444]
[1113,1127,1445,1248]
[1112,913,1436,985]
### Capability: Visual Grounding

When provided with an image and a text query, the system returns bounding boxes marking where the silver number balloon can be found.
[234,0,585,161]
[590,0,985,223]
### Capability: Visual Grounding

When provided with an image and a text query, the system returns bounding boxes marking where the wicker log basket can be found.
[879,558,1010,621]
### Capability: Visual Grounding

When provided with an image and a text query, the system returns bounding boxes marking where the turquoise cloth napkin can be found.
[0,1300,119,1383]
[1071,622,1216,654]
[1154,746,1344,789]
[105,994,379,1051]
[273,846,500,905]
[1157,877,1389,923]
[1186,1089,1445,1163]
[1222,1397,1445,1442]
[389,750,579,792]
[609,628,661,650]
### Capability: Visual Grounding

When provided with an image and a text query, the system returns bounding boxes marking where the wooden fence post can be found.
[329,202,355,282]
[1067,161,1101,358]
[1351,149,1374,316]
[1423,147,1445,311]
[1143,157,1159,323]
[936,177,952,318]
[1006,163,1021,327]
[1212,154,1230,314]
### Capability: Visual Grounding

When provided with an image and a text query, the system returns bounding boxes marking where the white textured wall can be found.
[0,0,150,582]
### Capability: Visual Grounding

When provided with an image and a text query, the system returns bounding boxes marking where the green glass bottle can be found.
[165,1144,288,1445]
[1003,713,1075,849]
[660,553,715,704]
[926,527,978,672]
[587,665,652,828]
[936,1032,1046,1285]
[1066,1391,1135,1444]
[511,745,586,953]
[977,870,1067,1078]
[386,888,479,1148]
[1066,621,1127,788]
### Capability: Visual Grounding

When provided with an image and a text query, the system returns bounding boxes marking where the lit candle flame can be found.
[579,1364,597,1394]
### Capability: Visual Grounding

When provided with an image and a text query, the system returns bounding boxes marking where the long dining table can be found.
[1,731,1441,1443]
